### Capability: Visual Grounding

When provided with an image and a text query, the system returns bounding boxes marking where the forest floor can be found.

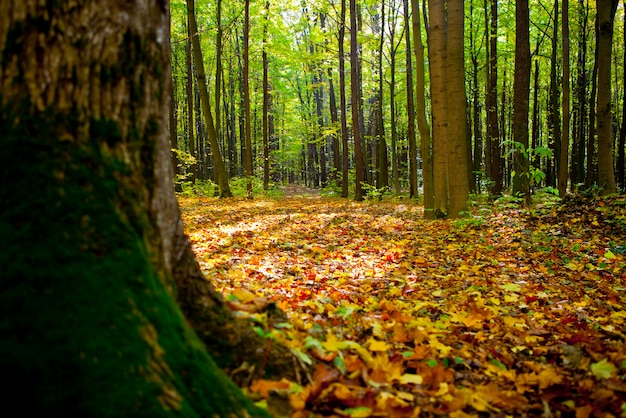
[178,191,626,417]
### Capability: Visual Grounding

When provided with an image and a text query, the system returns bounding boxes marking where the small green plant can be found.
[361,182,389,201]
[505,141,553,193]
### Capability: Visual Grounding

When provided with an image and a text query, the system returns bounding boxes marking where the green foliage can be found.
[361,182,390,201]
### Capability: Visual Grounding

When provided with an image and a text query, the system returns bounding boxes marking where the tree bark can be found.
[263,0,271,190]
[428,0,449,218]
[404,0,419,199]
[412,0,432,205]
[513,0,531,205]
[187,0,232,197]
[340,0,351,198]
[446,0,470,217]
[487,0,502,196]
[185,16,196,184]
[558,0,570,196]
[0,0,272,415]
[243,0,253,198]
[351,0,365,201]
[596,0,618,194]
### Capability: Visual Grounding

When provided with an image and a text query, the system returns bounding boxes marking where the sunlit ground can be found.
[178,194,626,417]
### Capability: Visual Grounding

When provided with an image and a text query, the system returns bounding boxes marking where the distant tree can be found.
[411,0,434,216]
[596,0,618,194]
[558,0,570,196]
[486,0,502,196]
[187,0,232,197]
[404,0,418,199]
[351,0,366,201]
[512,0,531,205]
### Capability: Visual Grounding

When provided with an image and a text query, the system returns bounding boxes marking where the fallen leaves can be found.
[179,194,626,416]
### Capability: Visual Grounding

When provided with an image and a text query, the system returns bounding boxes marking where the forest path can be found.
[282,183,321,198]
[178,195,626,417]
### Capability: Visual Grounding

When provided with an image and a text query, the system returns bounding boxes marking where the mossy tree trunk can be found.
[0,0,296,415]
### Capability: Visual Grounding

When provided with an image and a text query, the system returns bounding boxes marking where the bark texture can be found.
[0,1,286,415]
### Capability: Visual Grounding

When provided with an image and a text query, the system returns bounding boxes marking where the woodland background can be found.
[172,0,625,213]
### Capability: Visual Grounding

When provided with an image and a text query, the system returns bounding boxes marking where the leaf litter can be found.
[179,193,626,417]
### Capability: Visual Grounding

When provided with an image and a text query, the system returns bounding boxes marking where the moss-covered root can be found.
[0,112,269,417]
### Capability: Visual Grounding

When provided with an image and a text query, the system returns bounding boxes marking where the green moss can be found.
[0,103,268,417]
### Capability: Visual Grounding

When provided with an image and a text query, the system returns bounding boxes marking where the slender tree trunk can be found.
[351,0,365,201]
[447,0,470,217]
[532,59,541,173]
[558,0,570,196]
[340,0,350,198]
[513,0,531,205]
[215,0,223,169]
[619,0,626,190]
[412,0,433,215]
[377,0,389,190]
[185,17,196,184]
[547,0,561,188]
[243,0,253,198]
[388,2,401,195]
[586,30,599,187]
[596,0,619,194]
[571,0,589,187]
[487,0,502,195]
[428,0,449,217]
[187,0,232,197]
[328,71,342,186]
[170,69,180,186]
[404,0,418,199]
[263,0,270,190]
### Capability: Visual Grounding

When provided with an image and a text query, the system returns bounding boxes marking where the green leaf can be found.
[590,359,617,379]
[292,348,313,365]
[342,407,372,417]
[333,354,347,374]
[303,335,323,350]
[491,359,507,370]
[500,283,521,292]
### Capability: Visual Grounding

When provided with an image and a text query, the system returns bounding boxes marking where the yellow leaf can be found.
[367,337,390,352]
[398,373,423,385]
[323,333,341,352]
[537,366,563,389]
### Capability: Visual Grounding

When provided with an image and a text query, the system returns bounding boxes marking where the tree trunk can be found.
[243,0,253,198]
[596,0,618,194]
[558,0,570,196]
[185,16,196,184]
[446,0,470,217]
[388,2,401,195]
[215,0,223,175]
[547,0,561,188]
[619,0,626,190]
[0,0,275,415]
[328,70,342,186]
[377,0,389,190]
[586,30,599,187]
[351,0,365,201]
[411,0,433,213]
[571,0,589,187]
[263,0,271,190]
[340,0,351,198]
[513,0,531,205]
[187,0,232,197]
[404,0,419,199]
[428,0,449,218]
[487,0,502,195]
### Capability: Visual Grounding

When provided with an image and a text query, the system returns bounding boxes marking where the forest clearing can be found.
[180,192,626,417]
